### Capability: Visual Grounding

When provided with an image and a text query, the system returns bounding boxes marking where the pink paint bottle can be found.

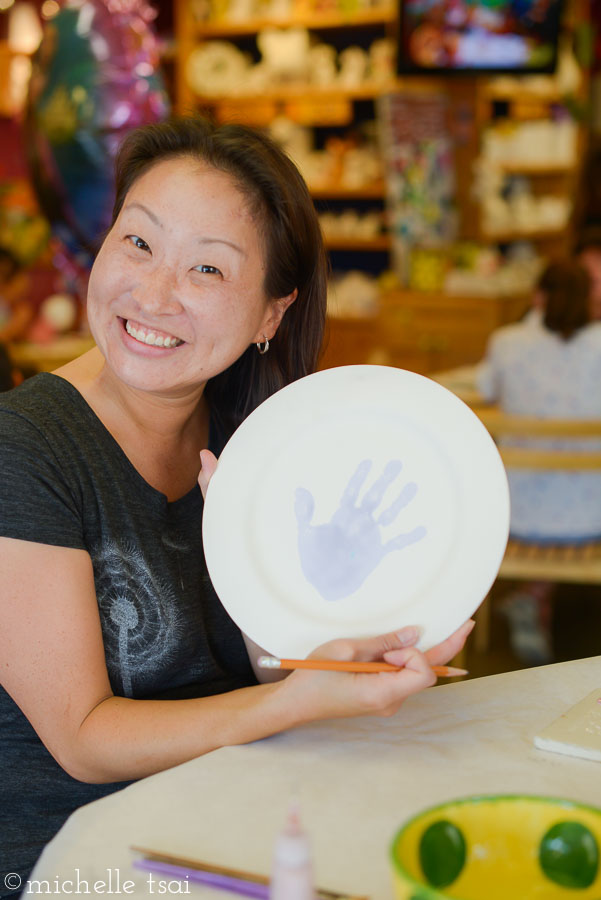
[270,802,315,900]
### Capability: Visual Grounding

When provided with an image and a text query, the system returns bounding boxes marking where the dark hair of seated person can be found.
[539,259,592,341]
[111,116,329,440]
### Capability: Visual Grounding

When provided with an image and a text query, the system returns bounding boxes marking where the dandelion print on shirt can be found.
[92,539,184,697]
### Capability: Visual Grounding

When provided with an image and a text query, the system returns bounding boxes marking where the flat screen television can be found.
[397,0,564,74]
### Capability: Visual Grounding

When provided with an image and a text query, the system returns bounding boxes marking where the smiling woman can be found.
[0,116,473,897]
[86,156,291,408]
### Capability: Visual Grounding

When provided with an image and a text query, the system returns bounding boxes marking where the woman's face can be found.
[87,156,294,397]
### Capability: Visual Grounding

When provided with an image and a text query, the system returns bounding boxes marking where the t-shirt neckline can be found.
[40,372,207,509]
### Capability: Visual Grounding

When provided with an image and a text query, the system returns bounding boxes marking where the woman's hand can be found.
[198,449,218,499]
[274,619,475,725]
[385,619,475,671]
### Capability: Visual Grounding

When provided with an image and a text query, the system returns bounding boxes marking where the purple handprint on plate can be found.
[294,459,427,601]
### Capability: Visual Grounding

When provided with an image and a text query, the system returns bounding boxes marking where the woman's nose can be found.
[131,268,183,315]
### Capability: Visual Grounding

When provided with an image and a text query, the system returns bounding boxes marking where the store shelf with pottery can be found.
[174,0,396,256]
[466,13,591,255]
[174,0,591,374]
[175,1,398,114]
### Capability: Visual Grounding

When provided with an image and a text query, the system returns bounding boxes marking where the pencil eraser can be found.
[534,688,601,762]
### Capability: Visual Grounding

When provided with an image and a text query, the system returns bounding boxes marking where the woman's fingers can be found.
[424,619,475,667]
[283,644,438,722]
[280,619,476,723]
[381,619,475,670]
[317,619,475,669]
[198,450,218,499]
[311,625,421,664]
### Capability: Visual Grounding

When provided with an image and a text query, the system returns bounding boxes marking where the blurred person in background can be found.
[477,259,601,663]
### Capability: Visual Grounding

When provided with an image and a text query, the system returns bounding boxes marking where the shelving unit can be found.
[310,181,386,199]
[172,0,593,373]
[467,64,590,253]
[173,0,396,264]
[189,7,397,35]
[174,3,398,113]
[180,83,396,103]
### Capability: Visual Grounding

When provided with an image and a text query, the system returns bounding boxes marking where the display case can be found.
[173,0,592,372]
[173,0,398,261]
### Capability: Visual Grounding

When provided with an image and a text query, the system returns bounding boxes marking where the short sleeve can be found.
[0,409,85,549]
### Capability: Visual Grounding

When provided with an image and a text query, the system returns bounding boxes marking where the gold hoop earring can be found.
[256,336,269,355]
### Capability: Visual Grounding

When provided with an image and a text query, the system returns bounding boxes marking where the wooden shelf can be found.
[189,81,398,104]
[497,163,575,176]
[481,227,568,242]
[192,7,397,36]
[310,181,385,199]
[482,84,565,103]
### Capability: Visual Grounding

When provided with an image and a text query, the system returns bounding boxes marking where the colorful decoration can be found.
[409,247,449,291]
[23,0,169,278]
[378,93,457,286]
[0,178,50,266]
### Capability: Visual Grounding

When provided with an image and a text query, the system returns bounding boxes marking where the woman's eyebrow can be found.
[123,202,162,227]
[121,204,245,257]
[196,236,246,257]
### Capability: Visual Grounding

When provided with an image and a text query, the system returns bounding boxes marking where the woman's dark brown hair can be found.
[540,259,592,341]
[111,116,328,438]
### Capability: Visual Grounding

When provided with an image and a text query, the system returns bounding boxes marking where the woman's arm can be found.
[0,535,296,784]
[0,535,472,786]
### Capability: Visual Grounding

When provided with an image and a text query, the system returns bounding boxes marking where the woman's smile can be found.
[122,317,184,349]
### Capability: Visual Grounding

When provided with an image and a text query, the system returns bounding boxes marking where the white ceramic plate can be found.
[203,366,509,658]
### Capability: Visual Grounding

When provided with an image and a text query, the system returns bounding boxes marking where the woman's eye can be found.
[127,235,150,252]
[194,264,221,275]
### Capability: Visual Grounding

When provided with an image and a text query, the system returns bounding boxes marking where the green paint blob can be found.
[419,819,466,888]
[539,821,599,889]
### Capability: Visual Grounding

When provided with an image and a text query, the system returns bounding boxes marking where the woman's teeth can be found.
[125,320,183,348]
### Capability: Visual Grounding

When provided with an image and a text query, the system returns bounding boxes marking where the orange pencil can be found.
[258,656,468,677]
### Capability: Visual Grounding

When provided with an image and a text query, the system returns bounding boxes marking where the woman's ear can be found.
[255,288,298,342]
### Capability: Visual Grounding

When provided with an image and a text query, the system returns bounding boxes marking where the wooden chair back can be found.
[475,408,601,471]
[469,408,601,655]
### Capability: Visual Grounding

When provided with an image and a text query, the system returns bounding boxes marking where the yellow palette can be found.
[390,795,601,900]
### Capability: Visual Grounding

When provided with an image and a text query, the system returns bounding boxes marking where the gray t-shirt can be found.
[0,373,256,894]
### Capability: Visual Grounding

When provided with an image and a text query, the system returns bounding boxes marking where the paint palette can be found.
[202,365,509,658]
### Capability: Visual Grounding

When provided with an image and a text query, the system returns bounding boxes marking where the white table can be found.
[30,657,601,899]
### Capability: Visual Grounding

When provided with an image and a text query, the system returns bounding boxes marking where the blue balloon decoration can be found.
[24,0,169,273]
